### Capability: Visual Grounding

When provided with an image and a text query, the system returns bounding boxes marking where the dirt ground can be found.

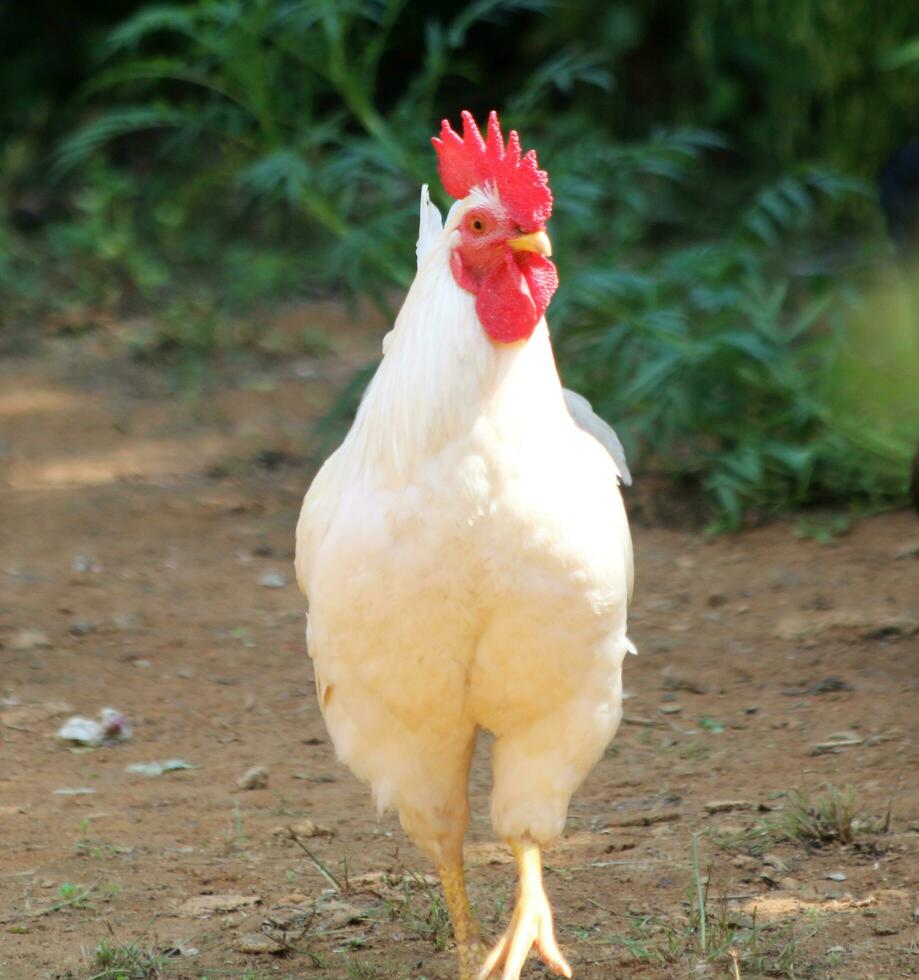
[1,310,917,980]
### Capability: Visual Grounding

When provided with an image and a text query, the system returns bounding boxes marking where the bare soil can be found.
[1,312,917,980]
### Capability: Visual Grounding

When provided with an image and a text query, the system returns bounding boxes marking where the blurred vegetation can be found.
[2,0,918,526]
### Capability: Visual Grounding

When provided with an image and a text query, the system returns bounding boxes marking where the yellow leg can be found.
[477,839,572,980]
[438,858,485,980]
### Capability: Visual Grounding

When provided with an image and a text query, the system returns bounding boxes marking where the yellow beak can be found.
[507,230,552,257]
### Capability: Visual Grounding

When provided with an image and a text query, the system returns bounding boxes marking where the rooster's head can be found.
[432,110,557,344]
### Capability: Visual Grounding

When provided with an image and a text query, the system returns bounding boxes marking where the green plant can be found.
[781,785,862,847]
[59,0,588,311]
[710,784,885,856]
[57,882,91,908]
[384,872,453,952]
[89,938,165,979]
[5,0,912,524]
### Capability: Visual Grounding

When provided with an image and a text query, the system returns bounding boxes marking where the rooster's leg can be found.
[437,853,484,980]
[477,838,571,980]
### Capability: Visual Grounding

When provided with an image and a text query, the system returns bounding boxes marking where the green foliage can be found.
[681,0,919,174]
[2,0,915,524]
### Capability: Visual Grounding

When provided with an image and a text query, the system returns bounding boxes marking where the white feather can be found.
[415,184,443,269]
[562,388,633,486]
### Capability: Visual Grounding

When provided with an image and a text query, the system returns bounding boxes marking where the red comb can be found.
[432,110,553,232]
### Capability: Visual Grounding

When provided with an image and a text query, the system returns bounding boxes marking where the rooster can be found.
[295,111,634,980]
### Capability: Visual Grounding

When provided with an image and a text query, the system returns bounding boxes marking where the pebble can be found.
[10,629,51,651]
[658,704,682,714]
[258,571,287,589]
[235,932,284,954]
[238,766,269,790]
[272,818,333,839]
[825,871,847,881]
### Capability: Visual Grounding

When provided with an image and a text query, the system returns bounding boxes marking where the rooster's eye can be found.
[469,216,487,234]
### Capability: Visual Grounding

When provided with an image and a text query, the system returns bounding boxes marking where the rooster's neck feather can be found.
[344,208,564,485]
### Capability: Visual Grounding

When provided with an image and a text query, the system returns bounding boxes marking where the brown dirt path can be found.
[1,318,917,979]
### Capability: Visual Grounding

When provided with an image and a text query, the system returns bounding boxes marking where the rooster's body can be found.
[296,112,633,979]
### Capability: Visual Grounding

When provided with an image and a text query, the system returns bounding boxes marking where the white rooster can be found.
[295,110,634,980]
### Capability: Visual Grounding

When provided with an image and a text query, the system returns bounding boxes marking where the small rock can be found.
[71,555,103,574]
[732,854,759,870]
[69,622,95,637]
[604,836,637,852]
[235,932,284,954]
[10,629,51,651]
[258,571,287,589]
[871,916,901,936]
[827,945,846,955]
[321,900,365,929]
[276,892,310,905]
[894,538,919,560]
[178,894,261,916]
[238,766,269,790]
[658,704,682,714]
[272,818,333,839]
[825,871,847,882]
[176,667,195,679]
[762,853,789,873]
[778,876,802,890]
[704,800,754,814]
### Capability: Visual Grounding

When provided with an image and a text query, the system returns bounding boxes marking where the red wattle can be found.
[476,252,535,344]
[517,251,558,323]
[475,251,558,344]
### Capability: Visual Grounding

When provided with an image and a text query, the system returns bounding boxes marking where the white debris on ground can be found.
[56,707,132,746]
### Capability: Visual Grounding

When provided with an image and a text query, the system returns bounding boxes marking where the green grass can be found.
[88,938,165,980]
[382,872,453,952]
[709,784,886,856]
[583,834,816,977]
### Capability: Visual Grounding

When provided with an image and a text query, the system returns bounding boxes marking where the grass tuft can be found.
[88,938,165,980]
